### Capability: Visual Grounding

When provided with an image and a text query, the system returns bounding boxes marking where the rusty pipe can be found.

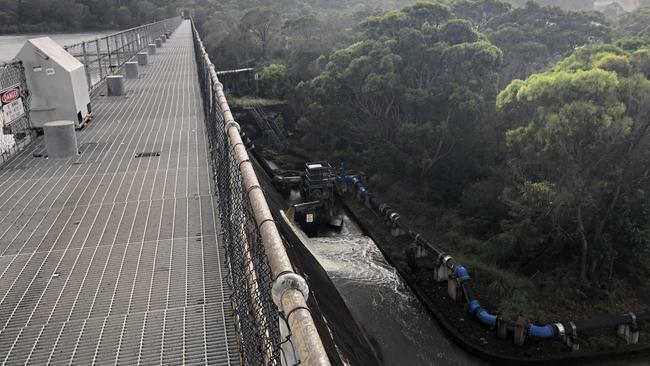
[281,289,330,366]
[191,22,331,366]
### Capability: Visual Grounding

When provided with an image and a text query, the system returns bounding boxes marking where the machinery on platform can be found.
[281,162,343,236]
[16,37,91,129]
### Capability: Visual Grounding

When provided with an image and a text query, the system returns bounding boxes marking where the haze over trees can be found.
[137,0,650,317]
[227,0,650,315]
[2,0,650,318]
[0,0,189,33]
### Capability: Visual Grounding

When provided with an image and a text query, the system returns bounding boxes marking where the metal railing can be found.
[64,17,182,90]
[191,21,331,366]
[0,60,36,164]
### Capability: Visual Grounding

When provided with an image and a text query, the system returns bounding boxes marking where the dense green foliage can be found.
[4,0,650,315]
[188,0,650,313]
[498,46,650,282]
[0,0,189,33]
[284,1,650,312]
[296,3,503,204]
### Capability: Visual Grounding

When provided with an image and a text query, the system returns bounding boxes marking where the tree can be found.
[114,6,134,29]
[498,45,650,281]
[483,1,613,85]
[283,14,320,41]
[617,6,650,37]
[296,3,502,200]
[259,63,290,99]
[240,7,280,59]
[452,0,511,30]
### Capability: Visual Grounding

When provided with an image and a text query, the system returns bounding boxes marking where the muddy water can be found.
[304,216,483,366]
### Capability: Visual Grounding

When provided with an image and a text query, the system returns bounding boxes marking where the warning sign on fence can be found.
[0,84,25,126]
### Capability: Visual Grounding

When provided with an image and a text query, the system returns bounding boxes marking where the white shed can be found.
[16,37,91,129]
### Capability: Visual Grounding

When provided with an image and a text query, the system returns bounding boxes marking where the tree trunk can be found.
[577,205,589,280]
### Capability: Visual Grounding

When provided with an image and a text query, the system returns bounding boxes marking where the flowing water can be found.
[305,215,483,366]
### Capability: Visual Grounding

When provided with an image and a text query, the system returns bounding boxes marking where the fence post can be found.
[114,36,121,66]
[96,39,103,80]
[105,37,113,75]
[81,42,91,87]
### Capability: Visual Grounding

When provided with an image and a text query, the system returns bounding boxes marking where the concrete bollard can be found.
[447,278,462,302]
[618,324,640,344]
[43,121,78,159]
[155,38,163,48]
[513,317,529,346]
[125,62,138,79]
[434,264,449,282]
[148,44,157,55]
[390,225,405,237]
[107,75,124,96]
[563,335,580,351]
[137,52,148,66]
[497,315,509,340]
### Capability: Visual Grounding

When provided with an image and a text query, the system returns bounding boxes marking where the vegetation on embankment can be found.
[7,0,650,328]
[0,0,191,33]
[216,0,650,322]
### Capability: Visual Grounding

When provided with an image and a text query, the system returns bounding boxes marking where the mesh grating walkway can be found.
[0,21,238,365]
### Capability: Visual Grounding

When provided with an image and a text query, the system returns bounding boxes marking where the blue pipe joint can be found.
[357,186,368,197]
[468,300,481,314]
[455,266,470,283]
[339,175,359,185]
[467,300,497,327]
[528,324,555,339]
[476,308,498,327]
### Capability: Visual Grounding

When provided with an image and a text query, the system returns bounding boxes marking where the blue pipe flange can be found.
[528,324,555,339]
[629,312,638,328]
[455,266,470,283]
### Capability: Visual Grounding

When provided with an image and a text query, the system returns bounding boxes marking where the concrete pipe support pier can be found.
[107,75,124,96]
[43,120,78,159]
[148,44,156,55]
[155,39,163,48]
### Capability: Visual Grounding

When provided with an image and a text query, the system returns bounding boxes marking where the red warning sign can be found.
[1,86,20,105]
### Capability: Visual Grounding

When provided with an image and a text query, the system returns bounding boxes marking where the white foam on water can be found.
[305,218,482,366]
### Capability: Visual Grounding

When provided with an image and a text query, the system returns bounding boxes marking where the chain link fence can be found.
[194,30,281,366]
[0,60,35,164]
[64,17,182,90]
[192,21,329,366]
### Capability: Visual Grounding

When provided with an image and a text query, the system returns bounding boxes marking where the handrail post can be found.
[96,39,103,80]
[114,36,121,66]
[82,41,91,87]
[105,37,112,74]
